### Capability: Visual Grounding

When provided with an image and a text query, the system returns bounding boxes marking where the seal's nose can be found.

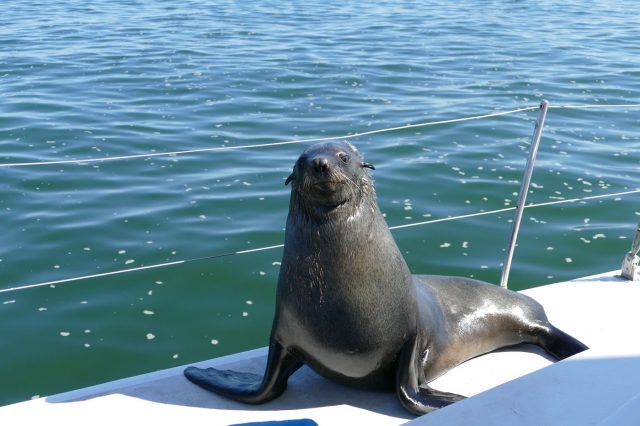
[312,156,329,173]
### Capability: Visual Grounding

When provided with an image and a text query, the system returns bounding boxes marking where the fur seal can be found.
[184,141,587,415]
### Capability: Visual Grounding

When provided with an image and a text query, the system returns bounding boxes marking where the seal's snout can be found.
[312,156,330,174]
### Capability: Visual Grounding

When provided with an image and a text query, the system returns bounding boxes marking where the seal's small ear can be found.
[285,173,294,186]
[361,162,375,170]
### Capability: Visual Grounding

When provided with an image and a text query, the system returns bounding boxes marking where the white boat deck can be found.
[3,271,639,425]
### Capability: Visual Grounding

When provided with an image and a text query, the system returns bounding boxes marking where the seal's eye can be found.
[338,152,350,163]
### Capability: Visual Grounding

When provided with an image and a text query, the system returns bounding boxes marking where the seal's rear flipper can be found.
[184,341,303,404]
[538,324,589,360]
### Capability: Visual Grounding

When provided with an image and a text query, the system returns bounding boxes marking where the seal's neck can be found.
[282,190,413,294]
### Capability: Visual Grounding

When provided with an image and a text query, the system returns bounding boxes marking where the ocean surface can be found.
[1,0,639,406]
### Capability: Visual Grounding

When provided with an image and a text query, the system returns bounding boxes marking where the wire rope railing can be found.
[2,187,639,295]
[2,100,639,293]
[1,103,638,169]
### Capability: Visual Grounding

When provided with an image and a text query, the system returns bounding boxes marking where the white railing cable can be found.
[550,103,640,109]
[3,101,639,293]
[0,106,538,168]
[0,244,285,294]
[2,103,640,169]
[2,188,638,294]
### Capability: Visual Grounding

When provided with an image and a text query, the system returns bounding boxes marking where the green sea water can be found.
[1,0,639,405]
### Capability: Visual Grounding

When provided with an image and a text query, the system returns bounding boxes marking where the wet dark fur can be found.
[185,141,588,415]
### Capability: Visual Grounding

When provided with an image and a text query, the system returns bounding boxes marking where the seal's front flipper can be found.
[184,341,303,404]
[397,384,465,415]
[184,367,264,395]
[395,336,465,415]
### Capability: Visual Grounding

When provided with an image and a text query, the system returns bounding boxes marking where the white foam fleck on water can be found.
[242,312,248,317]
[211,339,219,345]
[593,233,606,239]
[143,310,155,315]
[125,259,135,265]
[84,343,91,348]
[146,333,155,340]
[272,261,281,266]
[259,271,266,276]
[3,300,16,305]
[38,307,47,311]
[155,281,163,285]
[60,331,70,337]
[440,242,451,248]
[565,258,573,263]
[118,250,126,254]
[172,354,179,359]
[246,300,253,305]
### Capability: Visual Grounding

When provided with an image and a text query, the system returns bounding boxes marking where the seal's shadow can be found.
[48,344,556,420]
[158,363,411,418]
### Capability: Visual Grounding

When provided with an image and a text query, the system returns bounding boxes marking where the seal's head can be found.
[285,141,375,219]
